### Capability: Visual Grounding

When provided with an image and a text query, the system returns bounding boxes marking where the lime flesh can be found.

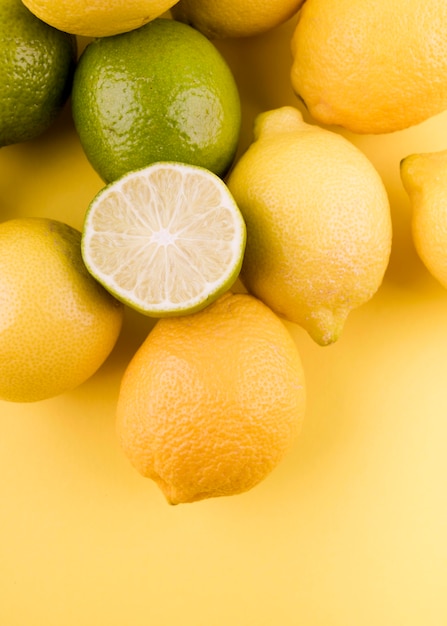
[81,162,246,316]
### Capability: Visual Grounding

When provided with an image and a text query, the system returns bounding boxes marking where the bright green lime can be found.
[0,0,76,147]
[71,18,241,183]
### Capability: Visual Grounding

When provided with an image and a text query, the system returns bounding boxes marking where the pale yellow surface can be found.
[1,14,447,625]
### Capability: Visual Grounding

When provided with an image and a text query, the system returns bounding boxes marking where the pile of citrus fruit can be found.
[2,0,447,504]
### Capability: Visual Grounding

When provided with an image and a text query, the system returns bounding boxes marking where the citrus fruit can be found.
[227,106,392,346]
[81,162,246,317]
[0,0,76,147]
[20,0,179,37]
[401,150,447,289]
[116,292,306,504]
[71,18,241,183]
[290,0,447,134]
[171,0,304,39]
[0,218,124,402]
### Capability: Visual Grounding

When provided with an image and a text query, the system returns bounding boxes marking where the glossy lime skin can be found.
[71,18,241,183]
[0,0,76,147]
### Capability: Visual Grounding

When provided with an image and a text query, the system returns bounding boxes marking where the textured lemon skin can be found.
[172,0,304,39]
[401,151,447,289]
[290,0,447,134]
[116,292,306,504]
[0,218,124,402]
[21,0,179,37]
[71,19,241,183]
[227,107,392,346]
[0,0,76,147]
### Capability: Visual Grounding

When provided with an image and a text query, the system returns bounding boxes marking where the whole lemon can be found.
[227,106,392,346]
[0,218,124,402]
[290,0,447,134]
[172,0,304,39]
[20,0,179,37]
[0,0,76,147]
[116,292,306,504]
[71,18,241,183]
[401,150,447,289]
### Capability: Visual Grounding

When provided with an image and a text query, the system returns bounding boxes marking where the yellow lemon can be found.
[116,292,306,504]
[401,150,447,289]
[290,0,447,134]
[20,0,179,37]
[227,106,392,346]
[172,0,304,39]
[0,218,124,402]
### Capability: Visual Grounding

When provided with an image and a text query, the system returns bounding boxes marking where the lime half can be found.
[81,162,246,317]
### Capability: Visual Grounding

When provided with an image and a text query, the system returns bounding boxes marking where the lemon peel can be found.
[227,106,392,345]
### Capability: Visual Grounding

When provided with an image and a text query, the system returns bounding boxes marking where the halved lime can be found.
[81,162,246,317]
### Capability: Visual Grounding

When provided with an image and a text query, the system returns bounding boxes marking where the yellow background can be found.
[1,13,447,625]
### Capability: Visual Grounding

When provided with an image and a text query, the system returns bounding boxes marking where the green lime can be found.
[0,0,76,147]
[81,162,246,316]
[71,18,241,183]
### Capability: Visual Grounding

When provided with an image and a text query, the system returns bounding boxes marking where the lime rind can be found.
[81,162,246,317]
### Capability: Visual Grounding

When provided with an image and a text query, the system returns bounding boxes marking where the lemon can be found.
[171,0,304,39]
[81,162,246,317]
[400,150,447,289]
[0,218,124,402]
[116,292,306,504]
[71,18,241,184]
[20,0,179,37]
[290,0,447,134]
[227,106,392,346]
[0,0,76,147]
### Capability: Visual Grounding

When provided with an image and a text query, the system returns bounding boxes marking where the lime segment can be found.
[81,162,246,317]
